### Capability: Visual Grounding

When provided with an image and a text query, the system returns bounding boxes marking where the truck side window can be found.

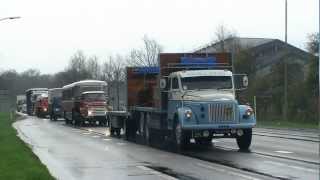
[172,77,179,90]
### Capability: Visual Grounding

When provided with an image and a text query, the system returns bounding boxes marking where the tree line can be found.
[0,35,162,102]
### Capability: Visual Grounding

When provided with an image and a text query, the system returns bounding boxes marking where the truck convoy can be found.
[48,88,63,121]
[107,53,256,150]
[25,88,48,116]
[62,80,108,126]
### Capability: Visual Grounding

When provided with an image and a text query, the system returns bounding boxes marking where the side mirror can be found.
[243,75,249,87]
[233,74,249,90]
[160,78,167,89]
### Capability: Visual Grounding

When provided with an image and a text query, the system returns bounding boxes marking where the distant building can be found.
[194,37,314,80]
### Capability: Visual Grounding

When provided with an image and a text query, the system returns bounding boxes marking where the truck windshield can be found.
[83,93,105,101]
[181,76,232,90]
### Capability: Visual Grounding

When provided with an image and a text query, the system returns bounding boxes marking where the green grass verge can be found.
[0,112,54,180]
[256,119,318,130]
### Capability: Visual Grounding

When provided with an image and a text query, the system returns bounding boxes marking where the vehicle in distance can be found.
[25,88,48,116]
[48,88,63,121]
[35,93,49,118]
[108,53,256,150]
[62,80,108,126]
[16,94,26,112]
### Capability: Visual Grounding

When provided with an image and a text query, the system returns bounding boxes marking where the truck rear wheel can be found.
[144,113,152,145]
[236,128,252,151]
[64,111,70,124]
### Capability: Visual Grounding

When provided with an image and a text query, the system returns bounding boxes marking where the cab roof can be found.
[62,80,107,89]
[171,69,232,78]
[25,88,48,92]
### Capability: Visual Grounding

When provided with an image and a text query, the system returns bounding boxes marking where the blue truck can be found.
[108,53,256,150]
[48,88,63,121]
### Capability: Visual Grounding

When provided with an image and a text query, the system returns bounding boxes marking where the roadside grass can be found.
[0,112,54,180]
[256,118,318,130]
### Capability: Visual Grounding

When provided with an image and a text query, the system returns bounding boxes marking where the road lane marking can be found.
[92,135,100,138]
[274,150,293,154]
[196,163,261,180]
[116,142,126,146]
[212,140,220,143]
[82,132,91,135]
[103,138,112,141]
[263,161,318,173]
[136,166,178,180]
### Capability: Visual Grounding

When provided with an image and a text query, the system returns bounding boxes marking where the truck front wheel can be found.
[173,121,188,151]
[236,128,252,151]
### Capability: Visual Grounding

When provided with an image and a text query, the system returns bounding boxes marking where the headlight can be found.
[243,108,253,118]
[185,110,192,119]
[43,108,47,112]
[88,110,93,116]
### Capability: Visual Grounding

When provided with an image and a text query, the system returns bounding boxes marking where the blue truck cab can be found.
[166,69,255,149]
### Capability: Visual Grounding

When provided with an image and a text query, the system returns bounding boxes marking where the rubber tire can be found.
[123,118,129,140]
[173,120,188,151]
[71,110,76,126]
[109,117,115,136]
[64,111,69,124]
[144,113,152,145]
[236,128,252,151]
[115,128,121,137]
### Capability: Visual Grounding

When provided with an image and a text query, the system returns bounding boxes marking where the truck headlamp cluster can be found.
[243,108,254,119]
[88,110,93,116]
[185,110,192,119]
[43,108,47,112]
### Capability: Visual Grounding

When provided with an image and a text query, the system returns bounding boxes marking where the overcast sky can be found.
[0,0,318,74]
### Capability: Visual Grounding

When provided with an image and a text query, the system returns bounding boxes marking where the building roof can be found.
[195,37,276,53]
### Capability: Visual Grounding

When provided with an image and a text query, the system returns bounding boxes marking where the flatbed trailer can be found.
[108,53,256,150]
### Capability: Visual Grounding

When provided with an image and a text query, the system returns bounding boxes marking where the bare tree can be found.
[87,55,101,79]
[67,50,90,81]
[102,55,125,82]
[306,33,319,55]
[127,35,163,67]
[102,55,126,110]
[214,24,238,52]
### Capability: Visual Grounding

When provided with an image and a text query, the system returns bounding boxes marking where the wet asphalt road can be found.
[13,116,319,180]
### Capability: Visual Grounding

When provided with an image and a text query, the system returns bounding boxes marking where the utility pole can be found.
[318,0,320,170]
[283,0,288,121]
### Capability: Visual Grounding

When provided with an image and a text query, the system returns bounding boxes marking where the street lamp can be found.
[0,16,21,22]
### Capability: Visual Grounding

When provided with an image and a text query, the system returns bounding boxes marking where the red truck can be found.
[35,94,49,118]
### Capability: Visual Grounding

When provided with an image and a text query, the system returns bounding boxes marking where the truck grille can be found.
[208,103,236,124]
[90,107,106,116]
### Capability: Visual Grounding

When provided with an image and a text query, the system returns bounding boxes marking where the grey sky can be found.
[0,0,318,74]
